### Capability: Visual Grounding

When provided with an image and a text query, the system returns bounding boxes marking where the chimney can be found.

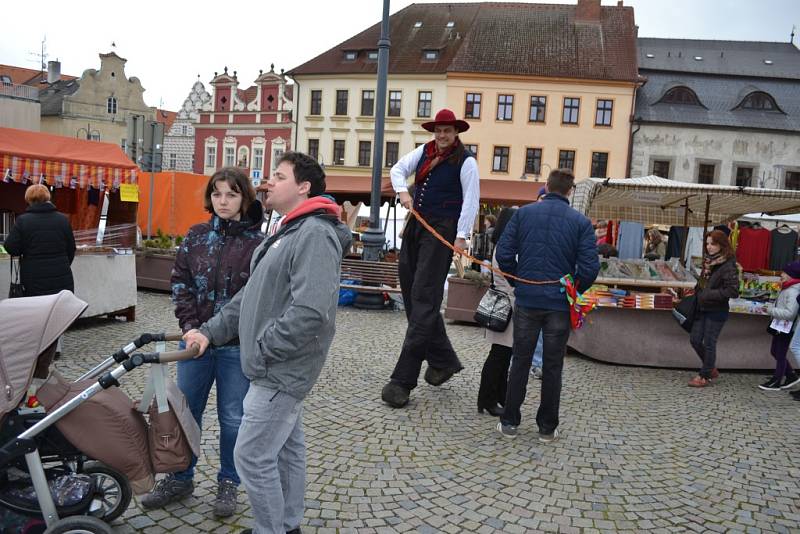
[576,0,601,22]
[47,60,61,84]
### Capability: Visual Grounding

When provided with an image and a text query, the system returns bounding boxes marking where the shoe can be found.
[496,421,518,438]
[477,403,504,417]
[758,378,783,391]
[140,475,194,509]
[688,376,709,387]
[710,368,720,379]
[424,365,462,386]
[780,374,800,390]
[381,382,410,408]
[531,366,543,379]
[538,428,560,443]
[213,478,238,517]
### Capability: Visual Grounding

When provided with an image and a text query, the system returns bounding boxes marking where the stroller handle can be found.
[156,343,201,363]
[164,333,185,342]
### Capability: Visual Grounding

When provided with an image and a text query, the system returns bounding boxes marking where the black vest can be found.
[413,149,474,219]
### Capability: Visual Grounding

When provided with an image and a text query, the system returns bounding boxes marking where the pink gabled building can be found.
[193,65,293,182]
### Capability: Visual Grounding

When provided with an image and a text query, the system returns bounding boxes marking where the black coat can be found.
[697,256,739,312]
[4,202,76,297]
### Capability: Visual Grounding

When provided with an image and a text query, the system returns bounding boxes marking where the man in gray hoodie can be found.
[184,152,352,534]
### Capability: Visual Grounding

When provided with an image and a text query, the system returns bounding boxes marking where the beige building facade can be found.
[449,73,636,181]
[39,52,155,150]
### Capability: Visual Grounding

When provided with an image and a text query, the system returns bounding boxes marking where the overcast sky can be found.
[1,0,798,110]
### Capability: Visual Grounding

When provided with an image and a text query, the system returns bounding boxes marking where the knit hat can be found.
[713,224,731,236]
[784,261,800,279]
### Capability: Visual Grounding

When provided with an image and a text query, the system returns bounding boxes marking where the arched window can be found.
[659,86,703,106]
[736,91,782,112]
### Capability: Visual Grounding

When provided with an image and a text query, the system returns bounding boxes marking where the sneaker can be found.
[424,365,462,386]
[381,382,410,408]
[496,421,518,438]
[758,378,782,391]
[531,366,543,379]
[140,475,194,509]
[688,376,709,388]
[780,374,800,390]
[538,428,560,443]
[213,478,238,517]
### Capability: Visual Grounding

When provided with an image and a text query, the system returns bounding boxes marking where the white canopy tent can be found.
[572,176,800,227]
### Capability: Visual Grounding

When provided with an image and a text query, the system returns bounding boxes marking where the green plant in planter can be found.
[462,269,491,287]
[140,229,183,252]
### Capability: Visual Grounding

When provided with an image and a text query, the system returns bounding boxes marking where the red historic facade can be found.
[193,65,293,182]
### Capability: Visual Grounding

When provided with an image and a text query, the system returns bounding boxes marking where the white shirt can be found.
[390,144,480,239]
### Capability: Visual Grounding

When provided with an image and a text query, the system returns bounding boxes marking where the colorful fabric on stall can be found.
[0,154,137,190]
[559,274,596,330]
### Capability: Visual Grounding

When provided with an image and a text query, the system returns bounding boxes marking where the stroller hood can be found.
[0,290,87,415]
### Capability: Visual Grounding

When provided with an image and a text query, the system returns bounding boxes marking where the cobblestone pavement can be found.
[57,291,800,533]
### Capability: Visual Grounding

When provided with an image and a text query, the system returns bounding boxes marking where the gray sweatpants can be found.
[234,383,305,534]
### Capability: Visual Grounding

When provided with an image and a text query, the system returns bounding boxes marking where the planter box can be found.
[135,251,176,292]
[444,276,488,323]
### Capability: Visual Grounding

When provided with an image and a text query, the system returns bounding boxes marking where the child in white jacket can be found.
[761,261,800,391]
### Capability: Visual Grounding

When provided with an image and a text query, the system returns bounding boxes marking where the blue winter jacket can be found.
[496,193,600,311]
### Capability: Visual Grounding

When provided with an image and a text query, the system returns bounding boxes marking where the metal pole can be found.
[361,0,391,262]
[680,198,690,265]
[702,194,711,259]
[147,121,155,239]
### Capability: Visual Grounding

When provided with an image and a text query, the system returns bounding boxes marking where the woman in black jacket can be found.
[688,230,739,387]
[5,184,76,297]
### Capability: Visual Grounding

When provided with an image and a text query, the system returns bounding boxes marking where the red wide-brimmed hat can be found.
[421,108,470,133]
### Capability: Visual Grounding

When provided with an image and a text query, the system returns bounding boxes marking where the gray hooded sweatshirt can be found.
[199,209,352,399]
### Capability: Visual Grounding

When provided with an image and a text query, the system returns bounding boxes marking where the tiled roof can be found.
[156,108,178,132]
[635,71,800,133]
[38,79,81,116]
[448,3,638,81]
[0,64,77,87]
[638,38,800,80]
[242,86,258,105]
[289,2,638,83]
[289,2,480,76]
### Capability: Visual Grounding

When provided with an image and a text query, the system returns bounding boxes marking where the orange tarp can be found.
[137,172,210,237]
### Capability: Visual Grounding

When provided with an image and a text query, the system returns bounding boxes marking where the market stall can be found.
[0,127,139,319]
[569,176,800,369]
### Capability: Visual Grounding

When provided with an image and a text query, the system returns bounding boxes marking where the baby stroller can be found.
[0,291,199,534]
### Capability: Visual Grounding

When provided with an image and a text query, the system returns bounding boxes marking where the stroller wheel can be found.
[80,461,132,522]
[43,515,112,534]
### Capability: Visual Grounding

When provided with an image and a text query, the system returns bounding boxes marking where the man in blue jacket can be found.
[495,169,599,443]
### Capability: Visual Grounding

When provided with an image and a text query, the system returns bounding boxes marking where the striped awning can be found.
[1,154,137,189]
[572,176,800,226]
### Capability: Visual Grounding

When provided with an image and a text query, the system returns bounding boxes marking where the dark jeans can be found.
[477,344,512,409]
[501,306,570,434]
[390,215,462,389]
[770,332,794,381]
[689,313,727,379]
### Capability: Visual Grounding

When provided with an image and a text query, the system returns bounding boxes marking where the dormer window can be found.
[0,75,11,85]
[344,51,357,61]
[423,49,439,60]
[659,86,703,106]
[414,21,423,28]
[446,21,455,28]
[367,50,378,60]
[736,91,782,112]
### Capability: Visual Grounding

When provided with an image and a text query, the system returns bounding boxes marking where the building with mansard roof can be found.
[630,38,800,188]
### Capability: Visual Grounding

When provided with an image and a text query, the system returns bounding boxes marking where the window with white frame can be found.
[224,146,235,167]
[169,153,177,169]
[205,146,217,167]
[107,96,117,114]
[253,147,264,172]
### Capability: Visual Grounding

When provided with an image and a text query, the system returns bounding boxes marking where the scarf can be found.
[701,252,727,281]
[414,138,461,186]
[781,278,800,290]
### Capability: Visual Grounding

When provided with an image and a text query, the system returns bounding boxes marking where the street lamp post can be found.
[361,0,391,262]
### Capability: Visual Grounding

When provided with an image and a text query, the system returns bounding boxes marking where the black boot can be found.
[381,382,410,408]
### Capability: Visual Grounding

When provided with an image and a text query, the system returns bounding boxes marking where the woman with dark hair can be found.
[477,207,518,415]
[688,230,739,387]
[141,167,264,517]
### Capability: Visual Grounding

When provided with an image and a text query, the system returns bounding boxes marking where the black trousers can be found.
[689,312,727,379]
[390,215,462,389]
[501,305,570,434]
[478,344,512,408]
